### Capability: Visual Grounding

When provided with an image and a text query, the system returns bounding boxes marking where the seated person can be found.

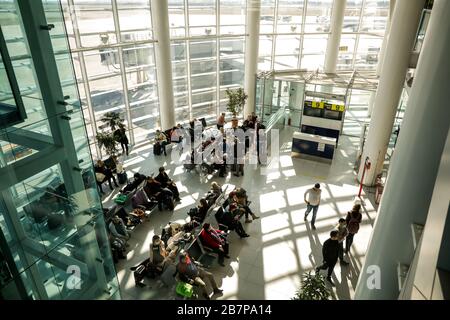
[95,160,119,193]
[144,176,174,211]
[170,124,184,143]
[176,252,223,300]
[210,182,222,196]
[199,223,229,267]
[188,198,209,223]
[109,216,130,242]
[155,167,181,202]
[243,114,255,130]
[122,172,146,193]
[131,189,156,211]
[234,192,259,223]
[154,129,169,156]
[220,204,249,238]
[149,235,168,273]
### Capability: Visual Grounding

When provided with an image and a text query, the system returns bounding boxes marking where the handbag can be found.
[95,172,106,182]
[114,193,128,204]
[176,281,194,298]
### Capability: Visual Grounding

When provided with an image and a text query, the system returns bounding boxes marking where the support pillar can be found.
[151,0,175,130]
[324,0,346,73]
[244,0,261,117]
[367,90,376,117]
[355,0,450,299]
[358,0,425,185]
[377,0,396,76]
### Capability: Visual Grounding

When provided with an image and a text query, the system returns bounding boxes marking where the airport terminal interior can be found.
[0,0,449,300]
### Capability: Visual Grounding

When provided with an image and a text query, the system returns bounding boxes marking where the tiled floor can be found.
[103,126,377,300]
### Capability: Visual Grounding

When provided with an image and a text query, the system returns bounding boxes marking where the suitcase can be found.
[134,265,146,286]
[132,258,150,286]
[153,143,161,155]
[117,171,127,184]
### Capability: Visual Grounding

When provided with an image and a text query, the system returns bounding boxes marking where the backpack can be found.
[347,212,361,234]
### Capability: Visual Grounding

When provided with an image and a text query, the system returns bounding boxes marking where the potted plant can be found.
[226,87,248,128]
[96,131,118,156]
[292,271,331,300]
[100,111,124,131]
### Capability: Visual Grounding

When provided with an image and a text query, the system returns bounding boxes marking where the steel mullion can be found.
[67,0,102,159]
[111,0,135,145]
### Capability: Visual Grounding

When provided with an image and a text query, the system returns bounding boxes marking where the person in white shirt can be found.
[304,183,322,230]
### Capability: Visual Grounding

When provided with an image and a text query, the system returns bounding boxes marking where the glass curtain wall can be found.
[258,0,389,72]
[60,0,159,159]
[0,0,119,300]
[169,0,246,126]
[53,0,389,158]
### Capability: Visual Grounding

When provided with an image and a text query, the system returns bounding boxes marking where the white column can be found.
[377,0,396,76]
[367,90,376,117]
[355,0,450,299]
[358,0,425,185]
[151,0,175,130]
[324,0,346,73]
[244,0,261,117]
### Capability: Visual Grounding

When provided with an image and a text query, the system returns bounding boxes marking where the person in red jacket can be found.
[199,223,230,266]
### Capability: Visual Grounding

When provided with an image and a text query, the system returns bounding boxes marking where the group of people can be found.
[141,219,224,299]
[132,181,261,299]
[142,167,181,211]
[303,183,363,286]
[94,158,120,194]
[216,112,258,131]
[108,213,132,262]
[214,186,258,238]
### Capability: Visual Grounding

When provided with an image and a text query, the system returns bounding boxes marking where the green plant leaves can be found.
[292,271,331,300]
[225,87,248,117]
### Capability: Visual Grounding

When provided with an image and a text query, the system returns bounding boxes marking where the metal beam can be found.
[22,238,89,277]
[0,146,65,191]
[0,127,54,151]
[16,0,85,195]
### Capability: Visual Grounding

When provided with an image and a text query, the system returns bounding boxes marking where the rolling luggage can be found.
[132,258,150,286]
[117,171,127,184]
[153,143,161,155]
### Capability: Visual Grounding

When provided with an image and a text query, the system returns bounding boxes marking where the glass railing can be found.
[0,0,119,300]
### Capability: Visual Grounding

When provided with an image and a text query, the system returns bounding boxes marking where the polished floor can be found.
[103,126,377,300]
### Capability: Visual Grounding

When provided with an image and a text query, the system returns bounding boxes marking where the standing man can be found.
[304,183,322,230]
[114,123,130,156]
[217,112,226,130]
[315,230,340,286]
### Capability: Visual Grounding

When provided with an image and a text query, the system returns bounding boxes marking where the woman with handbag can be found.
[345,204,363,254]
